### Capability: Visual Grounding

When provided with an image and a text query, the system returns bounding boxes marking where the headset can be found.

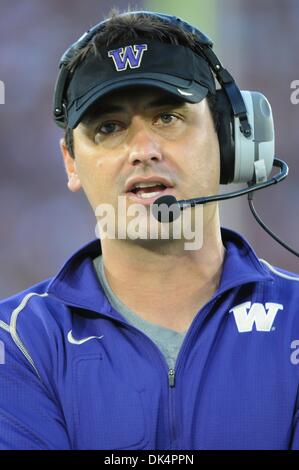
[53,11,298,258]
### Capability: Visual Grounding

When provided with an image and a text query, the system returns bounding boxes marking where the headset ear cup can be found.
[215,90,235,184]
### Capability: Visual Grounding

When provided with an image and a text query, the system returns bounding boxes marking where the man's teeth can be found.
[138,191,162,199]
[129,182,168,198]
[134,182,164,189]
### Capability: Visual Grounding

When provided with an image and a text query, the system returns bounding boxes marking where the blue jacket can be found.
[0,228,299,450]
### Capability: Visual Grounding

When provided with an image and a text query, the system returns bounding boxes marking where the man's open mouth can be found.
[129,182,168,199]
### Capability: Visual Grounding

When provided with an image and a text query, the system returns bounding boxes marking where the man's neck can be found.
[100,210,225,332]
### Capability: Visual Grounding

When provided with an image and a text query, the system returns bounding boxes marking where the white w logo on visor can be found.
[229,302,283,332]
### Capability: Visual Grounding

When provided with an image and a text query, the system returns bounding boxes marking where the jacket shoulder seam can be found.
[0,292,49,379]
[259,259,299,282]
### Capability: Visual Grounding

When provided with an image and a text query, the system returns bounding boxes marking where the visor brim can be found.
[67,74,209,129]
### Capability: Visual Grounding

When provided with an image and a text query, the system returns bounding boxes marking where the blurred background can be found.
[0,0,298,297]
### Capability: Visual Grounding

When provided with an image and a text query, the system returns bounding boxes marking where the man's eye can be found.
[157,113,178,125]
[97,122,122,135]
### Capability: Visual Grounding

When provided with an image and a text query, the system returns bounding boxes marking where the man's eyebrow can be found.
[81,96,187,126]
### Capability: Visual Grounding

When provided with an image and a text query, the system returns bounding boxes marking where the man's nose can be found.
[128,120,162,166]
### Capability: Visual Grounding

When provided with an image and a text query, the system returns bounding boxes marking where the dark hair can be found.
[64,9,219,159]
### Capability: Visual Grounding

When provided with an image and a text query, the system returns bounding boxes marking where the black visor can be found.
[65,39,216,129]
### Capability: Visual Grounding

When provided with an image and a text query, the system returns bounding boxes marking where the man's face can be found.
[61,86,220,240]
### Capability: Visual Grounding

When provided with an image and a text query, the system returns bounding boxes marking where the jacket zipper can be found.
[168,369,175,388]
[168,368,176,445]
[165,296,222,447]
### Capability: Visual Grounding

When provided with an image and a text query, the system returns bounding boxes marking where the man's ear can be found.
[59,138,82,192]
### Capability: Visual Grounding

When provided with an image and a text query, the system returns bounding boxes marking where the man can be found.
[0,10,299,450]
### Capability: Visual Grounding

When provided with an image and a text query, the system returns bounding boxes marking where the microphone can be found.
[152,158,288,222]
[151,158,299,257]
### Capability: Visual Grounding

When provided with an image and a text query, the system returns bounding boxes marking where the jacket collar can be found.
[46,228,274,315]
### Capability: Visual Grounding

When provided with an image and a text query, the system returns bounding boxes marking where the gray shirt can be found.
[93,255,186,370]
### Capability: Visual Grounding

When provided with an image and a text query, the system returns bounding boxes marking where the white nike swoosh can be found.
[177,88,194,96]
[67,330,104,345]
